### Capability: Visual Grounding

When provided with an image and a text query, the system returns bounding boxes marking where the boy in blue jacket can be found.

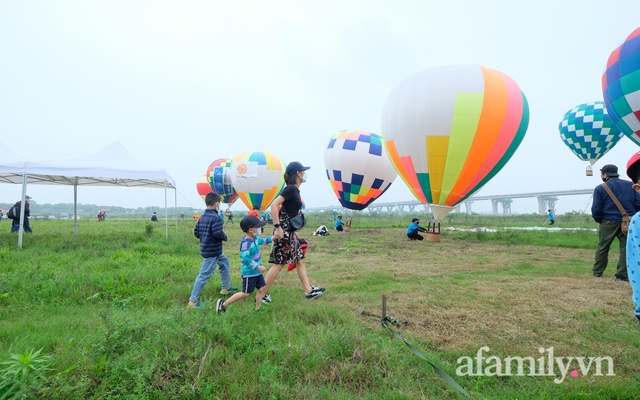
[188,193,237,307]
[216,215,273,313]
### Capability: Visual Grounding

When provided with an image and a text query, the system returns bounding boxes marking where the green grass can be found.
[0,214,639,399]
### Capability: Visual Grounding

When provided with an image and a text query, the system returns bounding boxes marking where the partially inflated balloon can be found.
[230,151,286,212]
[602,27,640,145]
[196,174,213,203]
[324,130,397,210]
[206,158,239,205]
[381,64,529,221]
[558,102,624,174]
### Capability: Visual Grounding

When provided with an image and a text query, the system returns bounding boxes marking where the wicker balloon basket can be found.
[426,232,441,242]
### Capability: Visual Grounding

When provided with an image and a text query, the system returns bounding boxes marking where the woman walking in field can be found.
[255,161,324,303]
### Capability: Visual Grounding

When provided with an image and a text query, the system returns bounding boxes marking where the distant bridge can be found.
[305,189,594,216]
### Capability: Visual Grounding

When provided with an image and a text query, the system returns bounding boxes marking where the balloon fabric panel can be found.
[384,140,428,203]
[602,27,640,145]
[324,130,396,210]
[206,158,239,204]
[196,174,213,203]
[449,69,527,205]
[457,92,529,204]
[446,69,506,203]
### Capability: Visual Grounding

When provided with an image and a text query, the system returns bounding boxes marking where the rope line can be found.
[361,311,471,398]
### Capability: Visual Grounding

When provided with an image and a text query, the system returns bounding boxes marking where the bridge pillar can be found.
[537,196,558,215]
[463,201,474,214]
[498,199,513,215]
[491,199,499,215]
[490,198,513,215]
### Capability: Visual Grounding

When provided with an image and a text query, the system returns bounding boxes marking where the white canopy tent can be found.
[0,141,177,248]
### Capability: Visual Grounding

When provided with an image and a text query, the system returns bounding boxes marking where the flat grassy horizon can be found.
[1,213,638,399]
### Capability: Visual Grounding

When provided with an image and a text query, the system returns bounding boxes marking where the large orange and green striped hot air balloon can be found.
[381,64,529,221]
[229,151,286,212]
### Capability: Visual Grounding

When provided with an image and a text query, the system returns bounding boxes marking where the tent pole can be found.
[174,187,178,235]
[164,179,168,240]
[74,180,78,234]
[18,171,27,249]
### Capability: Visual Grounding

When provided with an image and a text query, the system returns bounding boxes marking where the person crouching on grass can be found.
[216,216,272,314]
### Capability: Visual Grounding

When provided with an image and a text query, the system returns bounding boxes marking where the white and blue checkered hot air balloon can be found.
[324,130,397,211]
[558,101,625,176]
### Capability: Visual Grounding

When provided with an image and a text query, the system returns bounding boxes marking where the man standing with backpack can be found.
[10,195,33,233]
[591,165,640,281]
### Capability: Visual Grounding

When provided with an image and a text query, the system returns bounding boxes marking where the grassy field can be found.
[1,213,639,399]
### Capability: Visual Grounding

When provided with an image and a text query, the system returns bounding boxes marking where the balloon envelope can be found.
[195,174,213,203]
[602,27,640,145]
[230,151,286,212]
[381,64,529,220]
[558,101,624,166]
[206,158,239,205]
[324,130,396,210]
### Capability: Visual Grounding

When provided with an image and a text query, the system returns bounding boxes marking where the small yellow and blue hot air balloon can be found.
[230,151,286,212]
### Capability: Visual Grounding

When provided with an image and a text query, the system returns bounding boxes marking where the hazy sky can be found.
[1,1,639,214]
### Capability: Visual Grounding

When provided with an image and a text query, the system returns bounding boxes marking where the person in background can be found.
[10,195,32,233]
[625,152,640,324]
[335,215,344,232]
[406,217,427,241]
[548,209,555,225]
[151,211,158,222]
[591,164,640,281]
[256,161,325,303]
[187,192,238,308]
[225,209,234,224]
[248,205,260,218]
[313,225,329,236]
[216,216,272,314]
[180,212,185,222]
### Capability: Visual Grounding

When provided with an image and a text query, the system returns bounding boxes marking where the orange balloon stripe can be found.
[448,70,525,205]
[445,67,507,205]
[385,140,427,203]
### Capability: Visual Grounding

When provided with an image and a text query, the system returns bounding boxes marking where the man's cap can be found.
[600,164,619,177]
[285,161,310,176]
[627,151,640,182]
[412,217,419,223]
[25,195,31,199]
[240,215,267,232]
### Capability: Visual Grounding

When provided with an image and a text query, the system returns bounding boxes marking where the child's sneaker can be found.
[254,296,271,306]
[305,290,323,300]
[263,294,272,303]
[215,298,226,314]
[311,286,325,293]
